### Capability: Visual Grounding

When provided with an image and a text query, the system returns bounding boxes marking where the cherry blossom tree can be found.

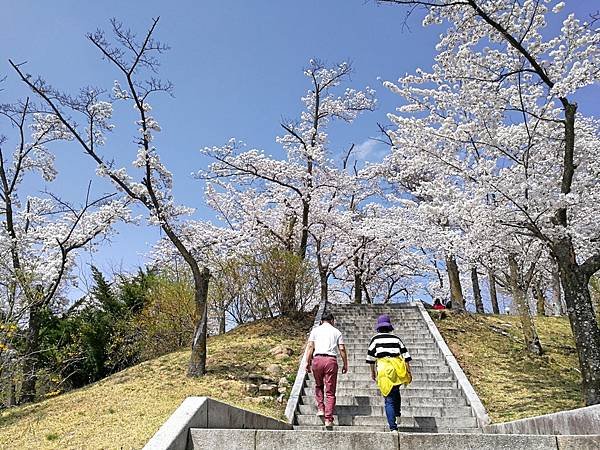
[0,98,129,402]
[378,0,600,404]
[10,18,215,377]
[200,60,376,311]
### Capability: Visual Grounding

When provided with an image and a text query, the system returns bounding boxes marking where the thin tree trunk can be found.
[488,268,500,314]
[508,254,543,356]
[553,238,600,406]
[218,311,226,335]
[445,255,465,311]
[471,267,484,314]
[552,266,564,316]
[20,302,42,403]
[534,282,546,316]
[188,267,210,377]
[354,256,362,304]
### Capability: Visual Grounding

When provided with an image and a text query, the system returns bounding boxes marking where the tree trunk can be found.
[488,268,500,314]
[552,266,564,315]
[508,254,543,356]
[445,255,465,311]
[319,269,329,303]
[20,302,42,403]
[354,256,362,304]
[188,267,210,377]
[471,267,484,314]
[534,282,546,316]
[553,238,600,406]
[218,311,226,335]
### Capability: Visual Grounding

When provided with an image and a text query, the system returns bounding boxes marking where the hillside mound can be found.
[433,312,583,422]
[0,314,312,450]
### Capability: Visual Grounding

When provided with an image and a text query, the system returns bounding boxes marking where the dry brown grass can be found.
[433,311,584,423]
[0,315,311,450]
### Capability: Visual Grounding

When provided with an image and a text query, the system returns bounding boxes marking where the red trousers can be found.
[311,355,338,422]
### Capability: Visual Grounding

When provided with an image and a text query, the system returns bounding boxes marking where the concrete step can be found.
[295,414,478,428]
[310,372,455,382]
[290,426,484,434]
[303,387,465,397]
[300,395,468,407]
[339,365,450,374]
[344,348,440,356]
[342,339,436,346]
[297,404,473,418]
[305,380,458,389]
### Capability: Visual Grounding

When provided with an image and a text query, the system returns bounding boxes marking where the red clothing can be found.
[433,303,446,310]
[311,355,338,422]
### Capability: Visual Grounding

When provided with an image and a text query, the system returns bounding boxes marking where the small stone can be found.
[274,353,290,361]
[278,386,287,394]
[248,373,263,381]
[277,394,285,403]
[258,383,278,396]
[270,345,293,357]
[266,364,283,377]
[278,377,290,387]
[258,396,273,403]
[245,383,259,395]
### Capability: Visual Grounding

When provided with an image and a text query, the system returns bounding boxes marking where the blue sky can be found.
[1,0,599,286]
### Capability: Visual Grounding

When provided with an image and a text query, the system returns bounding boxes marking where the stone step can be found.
[340,332,432,339]
[295,414,478,428]
[290,426,484,434]
[344,348,440,356]
[339,365,450,374]
[300,395,468,407]
[303,387,465,397]
[297,404,473,418]
[310,372,455,382]
[305,380,458,389]
[342,340,435,346]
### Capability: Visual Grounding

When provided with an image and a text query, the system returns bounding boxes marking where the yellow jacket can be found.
[376,356,412,397]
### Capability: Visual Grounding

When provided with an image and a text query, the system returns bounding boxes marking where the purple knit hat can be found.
[375,314,394,332]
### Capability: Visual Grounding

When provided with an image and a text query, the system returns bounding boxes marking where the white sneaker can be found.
[316,409,325,417]
[324,420,334,428]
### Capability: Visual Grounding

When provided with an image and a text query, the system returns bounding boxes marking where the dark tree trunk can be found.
[20,302,42,403]
[488,268,500,314]
[471,267,484,314]
[188,267,210,377]
[218,311,226,335]
[319,270,329,303]
[534,282,546,316]
[445,255,465,311]
[553,238,600,406]
[508,254,543,356]
[354,256,362,304]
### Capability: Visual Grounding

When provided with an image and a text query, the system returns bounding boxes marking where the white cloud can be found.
[354,139,387,162]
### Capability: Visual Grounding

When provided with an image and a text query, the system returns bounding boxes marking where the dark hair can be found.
[377,325,393,333]
[321,312,335,322]
[433,298,441,305]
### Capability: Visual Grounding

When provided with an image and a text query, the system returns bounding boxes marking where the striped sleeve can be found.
[365,334,412,364]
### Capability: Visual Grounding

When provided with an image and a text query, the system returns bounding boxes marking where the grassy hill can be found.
[0,308,588,449]
[0,315,312,450]
[433,312,584,422]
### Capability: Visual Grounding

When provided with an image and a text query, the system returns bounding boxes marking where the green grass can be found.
[1,309,588,448]
[0,315,312,450]
[432,312,584,422]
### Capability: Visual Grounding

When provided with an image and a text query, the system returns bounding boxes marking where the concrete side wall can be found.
[415,301,491,427]
[189,429,600,450]
[284,298,328,422]
[143,397,292,450]
[484,404,600,436]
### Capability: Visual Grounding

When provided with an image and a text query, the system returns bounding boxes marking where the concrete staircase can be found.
[293,302,481,433]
